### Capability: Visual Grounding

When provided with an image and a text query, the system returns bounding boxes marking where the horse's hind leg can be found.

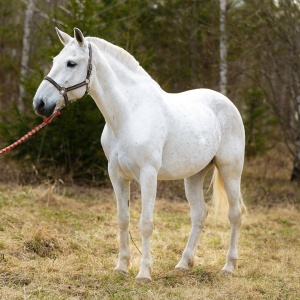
[175,164,212,270]
[216,163,244,274]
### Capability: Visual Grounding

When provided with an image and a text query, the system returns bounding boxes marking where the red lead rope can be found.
[0,110,61,155]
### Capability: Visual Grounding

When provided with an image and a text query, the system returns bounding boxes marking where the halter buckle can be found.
[60,88,66,95]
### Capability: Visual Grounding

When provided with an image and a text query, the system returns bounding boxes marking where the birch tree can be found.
[219,0,227,95]
[18,0,34,112]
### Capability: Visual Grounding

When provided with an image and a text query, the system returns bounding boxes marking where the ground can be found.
[0,150,299,299]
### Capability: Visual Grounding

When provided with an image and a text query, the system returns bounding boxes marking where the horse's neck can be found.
[89,41,159,132]
[90,60,128,131]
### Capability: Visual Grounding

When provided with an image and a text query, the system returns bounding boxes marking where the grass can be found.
[0,153,299,299]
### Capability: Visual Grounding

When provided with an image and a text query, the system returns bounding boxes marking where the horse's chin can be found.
[53,101,66,114]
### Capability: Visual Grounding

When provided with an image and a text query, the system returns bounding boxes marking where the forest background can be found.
[0,1,299,298]
[0,0,300,185]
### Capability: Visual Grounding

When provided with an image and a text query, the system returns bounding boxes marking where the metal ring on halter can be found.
[44,43,92,107]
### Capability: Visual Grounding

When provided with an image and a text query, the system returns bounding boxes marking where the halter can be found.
[44,43,92,106]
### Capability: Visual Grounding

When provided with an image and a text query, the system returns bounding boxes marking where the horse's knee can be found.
[139,219,154,237]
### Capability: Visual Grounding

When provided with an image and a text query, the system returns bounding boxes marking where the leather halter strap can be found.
[44,43,92,106]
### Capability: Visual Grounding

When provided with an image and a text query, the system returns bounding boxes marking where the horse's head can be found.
[33,28,92,117]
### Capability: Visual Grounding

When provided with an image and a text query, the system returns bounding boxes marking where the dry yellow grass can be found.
[0,152,299,299]
[0,181,299,299]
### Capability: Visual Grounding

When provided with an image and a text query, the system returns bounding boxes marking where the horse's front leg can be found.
[108,164,131,274]
[136,165,157,283]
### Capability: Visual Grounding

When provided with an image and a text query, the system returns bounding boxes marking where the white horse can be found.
[33,28,246,282]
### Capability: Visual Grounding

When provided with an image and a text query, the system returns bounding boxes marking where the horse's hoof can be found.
[175,263,190,271]
[221,268,234,276]
[136,277,152,284]
[175,261,193,271]
[175,257,194,270]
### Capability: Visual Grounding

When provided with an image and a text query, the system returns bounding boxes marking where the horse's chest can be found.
[105,133,164,180]
[114,145,161,180]
[117,152,139,179]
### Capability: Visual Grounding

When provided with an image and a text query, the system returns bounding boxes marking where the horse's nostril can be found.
[39,99,45,109]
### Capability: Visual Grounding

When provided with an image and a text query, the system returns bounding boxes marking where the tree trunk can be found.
[18,0,34,113]
[219,0,227,95]
[190,0,198,88]
[291,138,300,181]
[291,96,300,181]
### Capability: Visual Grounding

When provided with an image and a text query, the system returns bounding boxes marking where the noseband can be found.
[44,43,92,106]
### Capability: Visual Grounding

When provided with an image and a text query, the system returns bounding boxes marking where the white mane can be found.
[86,37,150,77]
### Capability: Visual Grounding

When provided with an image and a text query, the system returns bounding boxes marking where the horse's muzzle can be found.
[33,98,56,118]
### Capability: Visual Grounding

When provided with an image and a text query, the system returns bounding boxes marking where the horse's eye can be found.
[67,61,77,68]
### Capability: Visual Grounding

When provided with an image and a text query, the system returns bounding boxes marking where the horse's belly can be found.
[158,161,208,180]
[158,142,216,180]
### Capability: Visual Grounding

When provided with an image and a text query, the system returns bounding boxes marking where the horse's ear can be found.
[55,27,72,46]
[74,28,85,47]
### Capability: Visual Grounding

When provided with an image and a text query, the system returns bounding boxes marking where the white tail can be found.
[211,167,246,216]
